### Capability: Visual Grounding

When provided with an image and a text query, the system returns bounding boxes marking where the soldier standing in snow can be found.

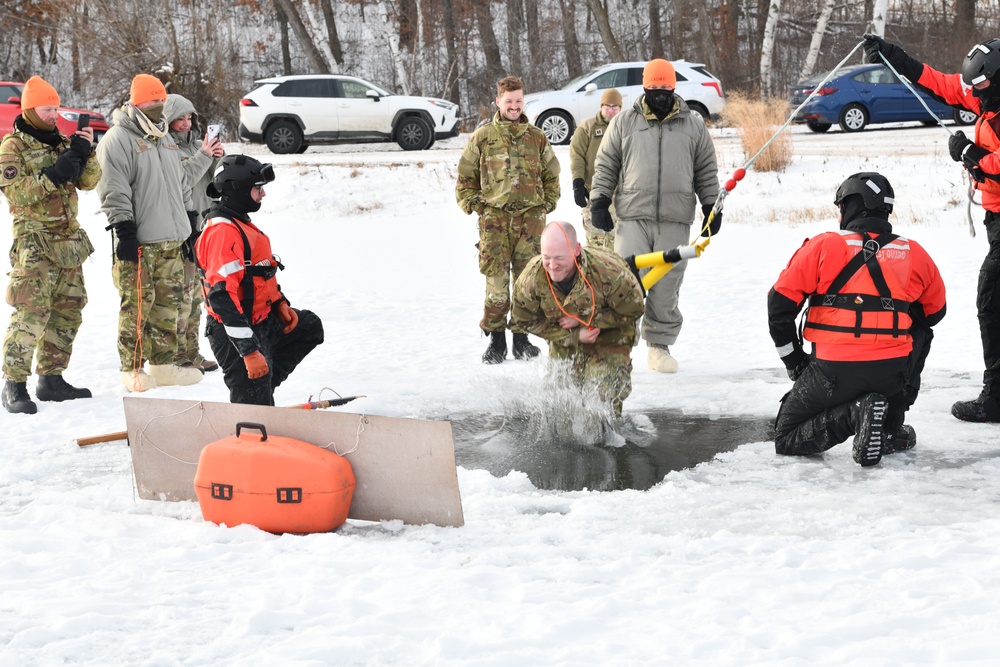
[768,173,947,467]
[569,88,622,251]
[456,75,561,365]
[164,93,224,374]
[512,221,644,416]
[864,34,1000,423]
[97,74,203,392]
[196,155,324,406]
[589,59,720,375]
[0,76,100,414]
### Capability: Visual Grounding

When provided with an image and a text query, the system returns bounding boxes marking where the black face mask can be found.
[221,189,261,217]
[644,88,675,117]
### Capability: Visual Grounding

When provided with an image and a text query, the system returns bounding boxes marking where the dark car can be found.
[1,81,110,141]
[789,64,977,133]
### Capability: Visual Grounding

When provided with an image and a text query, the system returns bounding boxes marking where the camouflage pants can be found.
[549,343,632,415]
[174,258,205,366]
[3,244,87,382]
[581,203,617,252]
[478,207,546,333]
[112,241,185,370]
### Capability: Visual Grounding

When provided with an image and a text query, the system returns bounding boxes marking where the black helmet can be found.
[834,172,894,215]
[962,39,1000,87]
[208,154,275,199]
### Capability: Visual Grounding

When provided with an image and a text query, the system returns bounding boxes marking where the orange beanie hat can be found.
[130,74,167,105]
[20,75,60,110]
[643,59,676,88]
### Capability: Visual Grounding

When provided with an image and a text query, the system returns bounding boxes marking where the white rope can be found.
[320,414,368,457]
[133,401,215,466]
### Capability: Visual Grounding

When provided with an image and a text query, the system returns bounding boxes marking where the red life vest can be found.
[803,231,914,348]
[198,215,283,326]
[974,111,1000,200]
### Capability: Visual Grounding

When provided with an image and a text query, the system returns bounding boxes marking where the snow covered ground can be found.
[3,122,1000,665]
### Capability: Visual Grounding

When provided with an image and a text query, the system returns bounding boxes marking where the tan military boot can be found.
[148,364,203,387]
[121,370,157,393]
[648,345,678,373]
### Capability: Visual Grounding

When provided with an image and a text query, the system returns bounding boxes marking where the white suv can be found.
[239,74,460,153]
[523,60,725,145]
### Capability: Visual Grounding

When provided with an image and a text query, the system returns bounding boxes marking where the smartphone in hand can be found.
[206,124,221,142]
[77,113,90,130]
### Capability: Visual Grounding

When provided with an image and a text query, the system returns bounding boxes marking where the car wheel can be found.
[954,108,978,125]
[838,104,869,132]
[265,120,303,154]
[687,102,710,123]
[395,116,433,151]
[295,143,309,154]
[806,121,832,133]
[537,111,572,145]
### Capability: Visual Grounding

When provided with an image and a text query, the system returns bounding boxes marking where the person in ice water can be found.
[865,34,1000,422]
[511,221,645,416]
[768,172,946,467]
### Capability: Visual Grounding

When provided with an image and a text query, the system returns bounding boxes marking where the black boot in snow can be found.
[2,380,37,415]
[482,331,507,364]
[512,333,540,360]
[882,424,916,455]
[850,392,887,467]
[951,393,1000,422]
[35,375,92,402]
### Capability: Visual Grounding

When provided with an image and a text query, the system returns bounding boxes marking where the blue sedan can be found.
[789,64,977,132]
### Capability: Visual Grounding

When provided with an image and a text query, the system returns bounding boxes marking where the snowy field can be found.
[2,121,1000,665]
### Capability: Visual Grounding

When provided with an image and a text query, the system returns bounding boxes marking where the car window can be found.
[586,68,627,91]
[854,69,897,85]
[627,68,644,86]
[273,79,334,98]
[675,72,688,82]
[338,80,373,99]
[1,84,22,102]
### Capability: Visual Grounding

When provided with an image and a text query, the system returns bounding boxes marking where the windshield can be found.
[560,67,604,92]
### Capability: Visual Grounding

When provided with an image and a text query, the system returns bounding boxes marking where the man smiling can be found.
[457,76,561,364]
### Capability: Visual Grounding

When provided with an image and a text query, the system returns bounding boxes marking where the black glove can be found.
[69,134,92,160]
[572,178,589,208]
[781,346,811,381]
[182,211,200,263]
[701,204,721,237]
[949,131,973,162]
[862,34,924,81]
[591,196,614,232]
[42,150,83,186]
[114,221,140,263]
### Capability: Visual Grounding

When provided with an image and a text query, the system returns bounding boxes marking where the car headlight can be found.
[428,99,457,111]
[58,110,82,122]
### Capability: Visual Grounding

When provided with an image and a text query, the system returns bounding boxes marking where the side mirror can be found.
[7,96,20,105]
[584,83,598,93]
[366,89,381,102]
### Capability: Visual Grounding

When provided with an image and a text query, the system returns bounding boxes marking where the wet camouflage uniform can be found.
[456,111,560,333]
[1,125,100,382]
[512,246,645,414]
[569,110,618,251]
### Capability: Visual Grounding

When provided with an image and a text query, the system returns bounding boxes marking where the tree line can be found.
[0,0,993,133]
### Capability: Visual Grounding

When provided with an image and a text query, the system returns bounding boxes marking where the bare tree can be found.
[799,0,836,80]
[560,0,583,79]
[472,1,504,82]
[272,0,331,73]
[318,0,345,67]
[759,0,781,98]
[869,0,888,35]
[649,1,664,58]
[584,0,625,62]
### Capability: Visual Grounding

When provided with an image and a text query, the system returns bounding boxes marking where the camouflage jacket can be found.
[456,111,560,216]
[0,124,100,267]
[512,246,644,353]
[569,110,611,190]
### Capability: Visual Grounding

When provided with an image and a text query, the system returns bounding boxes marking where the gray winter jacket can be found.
[165,94,219,225]
[590,96,719,225]
[96,103,192,244]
